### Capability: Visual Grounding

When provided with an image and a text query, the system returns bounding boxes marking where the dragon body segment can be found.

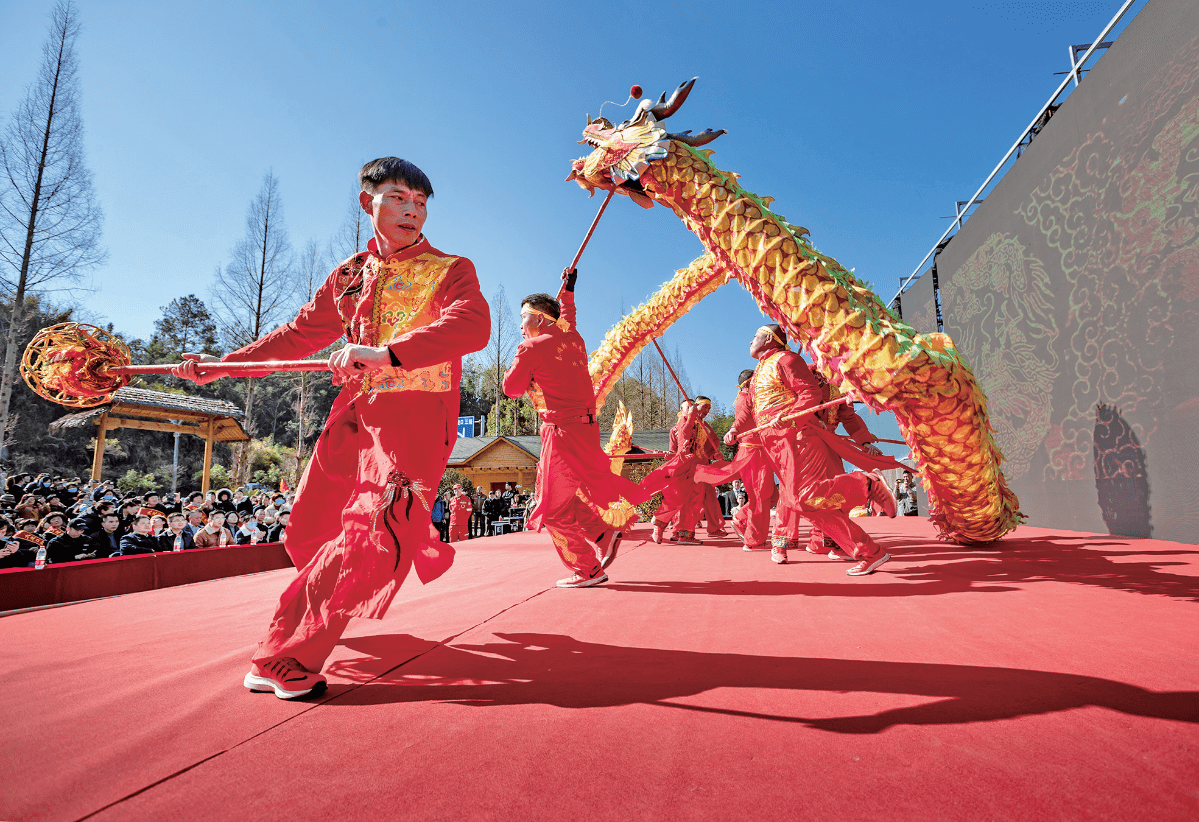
[573,81,1021,544]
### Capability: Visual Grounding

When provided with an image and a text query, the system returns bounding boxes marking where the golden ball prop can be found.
[21,322,134,408]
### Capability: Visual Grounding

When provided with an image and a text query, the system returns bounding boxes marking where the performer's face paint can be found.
[361,181,428,253]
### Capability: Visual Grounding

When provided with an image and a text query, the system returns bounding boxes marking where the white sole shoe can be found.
[847,552,891,576]
[243,672,327,700]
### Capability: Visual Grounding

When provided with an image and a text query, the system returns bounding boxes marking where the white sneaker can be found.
[557,570,609,588]
[847,552,891,576]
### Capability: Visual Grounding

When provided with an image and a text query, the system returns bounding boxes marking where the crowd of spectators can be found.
[427,481,532,541]
[0,472,294,570]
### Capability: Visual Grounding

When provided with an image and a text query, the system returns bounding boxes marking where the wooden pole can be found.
[91,411,108,481]
[201,418,215,495]
[650,337,690,403]
[737,396,852,439]
[556,187,616,301]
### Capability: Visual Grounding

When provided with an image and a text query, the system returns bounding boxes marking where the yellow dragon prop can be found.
[577,79,1021,544]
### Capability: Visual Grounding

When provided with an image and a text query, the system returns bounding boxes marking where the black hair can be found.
[521,293,561,320]
[695,395,711,404]
[762,323,787,345]
[738,369,754,385]
[359,157,434,197]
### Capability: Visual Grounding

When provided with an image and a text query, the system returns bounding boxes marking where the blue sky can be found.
[0,0,1142,454]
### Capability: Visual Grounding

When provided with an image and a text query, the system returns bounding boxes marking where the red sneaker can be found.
[650,524,663,544]
[244,657,327,699]
[867,471,897,518]
[771,548,788,564]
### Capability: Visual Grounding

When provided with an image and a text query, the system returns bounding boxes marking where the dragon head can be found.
[567,78,726,208]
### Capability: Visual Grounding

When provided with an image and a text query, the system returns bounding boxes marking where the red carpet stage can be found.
[3,518,1197,821]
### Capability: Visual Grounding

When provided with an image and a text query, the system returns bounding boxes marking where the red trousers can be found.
[653,475,699,534]
[254,393,452,672]
[532,418,646,576]
[760,428,842,551]
[796,471,883,560]
[733,445,776,549]
[449,518,469,542]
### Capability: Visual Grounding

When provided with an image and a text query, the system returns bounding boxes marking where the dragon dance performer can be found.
[448,484,473,542]
[502,269,650,588]
[744,324,898,574]
[176,158,490,699]
[805,370,885,558]
[642,400,707,545]
[691,398,729,538]
[698,369,778,552]
[656,397,724,542]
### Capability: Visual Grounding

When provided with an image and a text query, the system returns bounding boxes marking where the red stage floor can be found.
[3,518,1197,821]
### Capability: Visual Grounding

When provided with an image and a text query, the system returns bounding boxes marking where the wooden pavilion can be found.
[48,387,249,493]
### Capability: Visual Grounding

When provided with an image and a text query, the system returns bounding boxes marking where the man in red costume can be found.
[448,484,472,542]
[743,324,895,574]
[699,369,777,552]
[805,370,884,558]
[689,398,729,538]
[645,400,707,545]
[502,269,650,588]
[176,158,489,699]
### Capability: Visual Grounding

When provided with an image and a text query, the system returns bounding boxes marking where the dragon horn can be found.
[666,128,727,147]
[649,77,697,121]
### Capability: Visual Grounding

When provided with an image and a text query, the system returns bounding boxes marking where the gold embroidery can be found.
[362,252,457,394]
[751,350,796,423]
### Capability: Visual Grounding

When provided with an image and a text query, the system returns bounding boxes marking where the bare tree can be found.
[291,239,336,466]
[327,189,370,265]
[0,0,104,452]
[481,285,517,434]
[212,171,296,481]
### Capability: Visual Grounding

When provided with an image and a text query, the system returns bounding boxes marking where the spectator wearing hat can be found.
[118,514,160,556]
[215,489,236,514]
[159,513,196,552]
[46,518,90,563]
[87,513,123,558]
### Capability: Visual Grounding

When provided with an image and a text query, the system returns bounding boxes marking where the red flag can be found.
[279,478,289,493]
